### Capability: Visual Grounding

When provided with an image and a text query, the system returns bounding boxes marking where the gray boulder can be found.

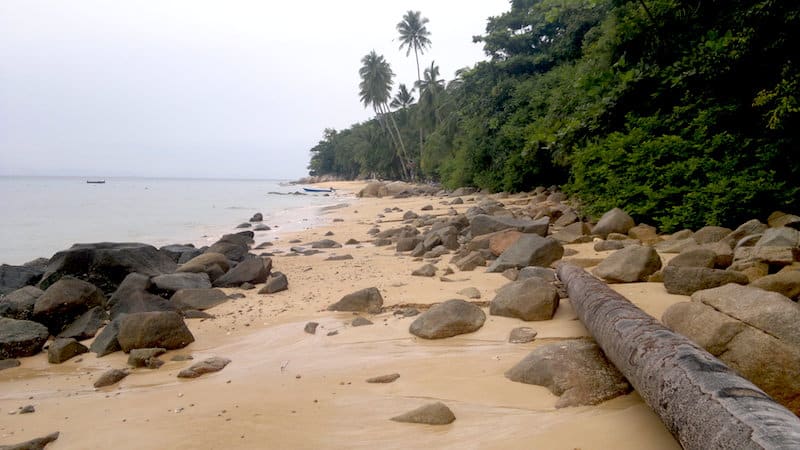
[457,287,481,299]
[57,306,107,340]
[0,431,60,450]
[486,235,564,273]
[311,239,341,249]
[725,219,768,244]
[750,270,800,300]
[490,278,559,321]
[0,318,49,358]
[205,233,252,262]
[591,208,635,238]
[33,277,106,334]
[390,402,455,425]
[412,264,437,277]
[176,252,230,281]
[505,340,631,408]
[0,286,43,320]
[94,369,129,388]
[0,359,21,371]
[177,356,231,378]
[0,264,44,296]
[409,299,485,339]
[592,245,662,283]
[117,311,195,352]
[159,244,202,263]
[258,272,288,294]
[509,327,538,343]
[396,237,422,252]
[107,273,175,319]
[470,214,549,238]
[39,242,177,293]
[667,248,717,268]
[757,227,800,248]
[128,347,166,368]
[663,266,749,295]
[212,257,271,288]
[328,287,383,314]
[151,272,211,295]
[693,226,732,244]
[517,267,556,282]
[249,212,263,222]
[454,252,485,271]
[47,338,88,364]
[89,317,123,356]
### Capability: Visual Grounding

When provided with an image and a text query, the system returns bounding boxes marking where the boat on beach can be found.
[302,187,334,193]
[86,180,106,184]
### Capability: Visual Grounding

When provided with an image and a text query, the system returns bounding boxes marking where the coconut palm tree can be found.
[397,11,431,83]
[416,61,446,127]
[390,84,415,110]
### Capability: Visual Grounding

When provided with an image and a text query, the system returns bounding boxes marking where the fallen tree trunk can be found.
[556,262,800,449]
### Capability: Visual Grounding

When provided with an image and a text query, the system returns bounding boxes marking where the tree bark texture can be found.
[556,262,800,449]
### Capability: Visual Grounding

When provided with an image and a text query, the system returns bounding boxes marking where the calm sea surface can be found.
[0,176,344,265]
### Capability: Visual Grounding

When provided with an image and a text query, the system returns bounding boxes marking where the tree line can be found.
[308,0,799,231]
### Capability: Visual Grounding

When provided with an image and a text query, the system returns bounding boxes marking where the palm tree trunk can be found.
[414,47,423,182]
[556,262,800,449]
[383,103,412,181]
[376,104,410,180]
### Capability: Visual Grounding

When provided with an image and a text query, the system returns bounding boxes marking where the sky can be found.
[0,0,510,180]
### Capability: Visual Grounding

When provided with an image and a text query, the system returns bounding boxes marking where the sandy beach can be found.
[0,181,685,449]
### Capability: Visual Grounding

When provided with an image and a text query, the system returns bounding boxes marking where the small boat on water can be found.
[303,187,334,193]
[86,180,106,184]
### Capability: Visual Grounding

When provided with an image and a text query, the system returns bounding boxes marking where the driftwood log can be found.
[556,262,800,449]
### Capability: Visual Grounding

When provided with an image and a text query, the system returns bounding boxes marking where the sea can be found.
[0,176,346,265]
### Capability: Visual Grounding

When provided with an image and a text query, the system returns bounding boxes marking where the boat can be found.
[86,180,106,184]
[303,187,334,193]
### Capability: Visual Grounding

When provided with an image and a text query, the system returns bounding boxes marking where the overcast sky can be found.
[0,1,509,179]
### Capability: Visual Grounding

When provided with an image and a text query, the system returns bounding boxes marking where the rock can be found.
[373,238,393,247]
[236,222,252,229]
[240,282,255,290]
[750,271,800,300]
[127,347,166,368]
[517,267,556,282]
[390,402,455,425]
[768,211,800,229]
[668,248,717,268]
[259,272,289,294]
[628,224,661,245]
[212,257,271,287]
[0,359,21,371]
[94,369,129,388]
[553,211,579,228]
[351,317,373,327]
[328,287,383,314]
[39,243,176,293]
[662,266,749,296]
[486,235,564,273]
[0,431,60,450]
[57,306,107,340]
[253,224,271,231]
[593,240,625,252]
[358,182,389,198]
[725,219,768,244]
[366,373,400,383]
[756,227,800,248]
[33,277,106,334]
[508,327,538,343]
[205,233,252,262]
[502,268,519,281]
[151,272,211,295]
[457,287,481,299]
[107,273,175,319]
[47,338,88,364]
[183,310,214,319]
[403,211,419,220]
[592,245,662,283]
[505,340,631,408]
[117,311,195,352]
[551,222,592,244]
[409,299,485,339]
[304,322,319,334]
[177,356,231,378]
[591,208,635,238]
[0,286,43,320]
[0,264,44,296]
[421,205,433,211]
[489,230,524,256]
[249,212,263,222]
[159,244,201,263]
[311,239,341,249]
[423,246,449,259]
[89,317,123,356]
[412,264,437,277]
[697,241,734,268]
[654,238,698,254]
[177,252,230,281]
[0,318,49,358]
[693,226,732,244]
[469,214,548,238]
[325,254,354,262]
[345,238,360,245]
[490,278,559,321]
[396,237,422,252]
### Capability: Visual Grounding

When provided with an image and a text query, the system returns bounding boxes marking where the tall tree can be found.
[358,51,411,179]
[390,83,415,110]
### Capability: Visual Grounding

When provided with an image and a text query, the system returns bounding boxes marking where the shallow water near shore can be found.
[0,176,345,264]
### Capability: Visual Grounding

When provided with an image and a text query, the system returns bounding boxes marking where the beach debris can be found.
[177,356,231,378]
[0,431,59,450]
[366,373,400,383]
[409,299,485,339]
[327,287,383,314]
[94,369,129,388]
[508,327,538,344]
[0,318,49,359]
[47,338,88,364]
[390,402,455,425]
[490,278,559,321]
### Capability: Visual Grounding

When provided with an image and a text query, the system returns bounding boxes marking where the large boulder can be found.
[486,235,564,273]
[176,252,230,281]
[756,227,800,248]
[39,243,177,293]
[47,338,88,364]
[725,219,768,244]
[205,232,254,262]
[106,273,175,319]
[159,244,202,264]
[667,248,717,268]
[0,318,49,358]
[151,272,211,295]
[768,211,800,229]
[454,252,486,272]
[259,272,288,294]
[693,226,732,244]
[750,270,800,300]
[390,402,456,425]
[592,245,662,283]
[409,299,485,339]
[327,287,383,314]
[469,215,549,238]
[358,182,389,198]
[57,306,107,340]
[33,277,106,334]
[0,264,44,295]
[117,311,195,352]
[0,286,43,320]
[489,230,523,256]
[177,356,231,378]
[171,288,229,311]
[591,208,635,238]
[310,239,341,249]
[212,257,271,288]
[490,278,559,321]
[662,266,749,296]
[89,316,123,356]
[505,340,631,408]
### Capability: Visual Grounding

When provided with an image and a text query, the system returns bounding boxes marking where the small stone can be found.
[304,322,319,334]
[366,373,400,383]
[390,402,455,425]
[19,404,35,414]
[508,327,538,344]
[351,317,373,327]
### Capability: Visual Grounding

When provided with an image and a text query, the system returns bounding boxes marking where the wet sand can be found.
[0,181,684,449]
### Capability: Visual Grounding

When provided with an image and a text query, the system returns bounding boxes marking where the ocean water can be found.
[0,176,345,265]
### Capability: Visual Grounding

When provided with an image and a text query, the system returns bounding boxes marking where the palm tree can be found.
[416,61,446,127]
[397,11,431,180]
[390,84,415,110]
[358,51,410,179]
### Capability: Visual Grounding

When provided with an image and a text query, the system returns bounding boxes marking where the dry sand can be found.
[0,181,685,449]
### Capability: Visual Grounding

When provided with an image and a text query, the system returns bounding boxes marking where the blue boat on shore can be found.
[303,187,334,193]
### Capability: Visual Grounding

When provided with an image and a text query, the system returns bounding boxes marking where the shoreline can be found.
[1,181,688,449]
